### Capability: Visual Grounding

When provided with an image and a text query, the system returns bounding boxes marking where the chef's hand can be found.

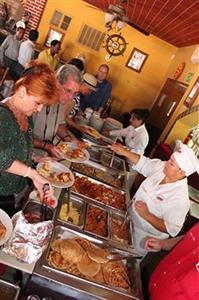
[29,169,54,200]
[108,143,128,156]
[144,237,163,251]
[134,200,150,219]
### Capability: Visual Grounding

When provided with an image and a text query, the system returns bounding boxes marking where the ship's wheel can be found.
[104,33,128,57]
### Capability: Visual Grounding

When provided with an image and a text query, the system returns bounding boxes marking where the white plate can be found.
[0,209,13,246]
[58,142,90,163]
[36,160,75,188]
[29,190,58,208]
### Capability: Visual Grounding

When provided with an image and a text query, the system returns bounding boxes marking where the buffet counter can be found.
[0,139,143,300]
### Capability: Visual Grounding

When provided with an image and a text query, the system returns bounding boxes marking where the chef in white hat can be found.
[109,141,199,257]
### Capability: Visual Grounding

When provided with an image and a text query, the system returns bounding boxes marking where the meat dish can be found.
[72,175,126,210]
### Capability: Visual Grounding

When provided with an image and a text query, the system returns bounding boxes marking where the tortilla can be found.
[60,239,85,263]
[87,244,109,263]
[77,253,100,277]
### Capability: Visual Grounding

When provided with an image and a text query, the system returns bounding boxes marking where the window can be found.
[61,15,71,30]
[78,25,105,51]
[50,10,71,31]
[50,11,63,26]
[45,28,63,47]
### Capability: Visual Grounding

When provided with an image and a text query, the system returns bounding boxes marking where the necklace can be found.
[5,100,28,132]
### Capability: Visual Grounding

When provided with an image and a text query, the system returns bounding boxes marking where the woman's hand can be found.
[29,169,54,200]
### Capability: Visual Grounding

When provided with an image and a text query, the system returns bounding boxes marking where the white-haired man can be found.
[33,64,82,157]
[110,141,199,257]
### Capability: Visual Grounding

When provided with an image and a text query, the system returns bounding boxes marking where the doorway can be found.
[145,78,188,155]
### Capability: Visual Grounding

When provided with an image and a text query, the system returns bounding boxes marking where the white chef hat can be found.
[173,141,199,176]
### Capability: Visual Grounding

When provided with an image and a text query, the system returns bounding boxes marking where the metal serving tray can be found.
[100,151,126,171]
[0,279,20,300]
[84,203,109,239]
[71,172,129,213]
[40,225,142,300]
[87,146,126,172]
[71,160,126,190]
[110,211,132,247]
[56,192,86,229]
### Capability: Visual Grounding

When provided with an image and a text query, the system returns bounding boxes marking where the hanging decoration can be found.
[103,33,128,58]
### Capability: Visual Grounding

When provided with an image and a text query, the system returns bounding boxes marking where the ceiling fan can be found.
[84,0,149,35]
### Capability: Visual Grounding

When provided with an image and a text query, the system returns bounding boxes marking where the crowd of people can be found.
[0,19,198,300]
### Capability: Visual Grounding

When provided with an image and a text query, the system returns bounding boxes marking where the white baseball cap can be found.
[173,141,199,176]
[16,21,26,29]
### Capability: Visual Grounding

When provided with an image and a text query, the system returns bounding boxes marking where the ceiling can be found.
[83,0,199,48]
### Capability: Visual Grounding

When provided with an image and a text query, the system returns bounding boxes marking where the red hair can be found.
[15,61,59,105]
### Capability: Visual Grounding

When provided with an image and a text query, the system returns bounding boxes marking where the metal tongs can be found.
[120,198,135,231]
[41,183,50,221]
[107,249,141,261]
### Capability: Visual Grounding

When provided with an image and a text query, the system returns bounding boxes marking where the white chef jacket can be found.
[18,39,35,67]
[130,156,190,257]
[109,124,149,155]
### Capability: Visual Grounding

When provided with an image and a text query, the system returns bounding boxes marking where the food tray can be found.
[71,161,126,189]
[42,225,141,299]
[110,211,132,246]
[0,279,20,300]
[100,151,126,171]
[84,203,109,239]
[57,192,86,229]
[87,147,126,171]
[57,191,135,252]
[71,172,128,213]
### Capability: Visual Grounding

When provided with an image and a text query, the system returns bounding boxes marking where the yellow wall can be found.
[166,111,199,144]
[158,45,199,143]
[37,0,176,116]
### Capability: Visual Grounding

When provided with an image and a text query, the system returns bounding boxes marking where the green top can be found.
[0,104,33,196]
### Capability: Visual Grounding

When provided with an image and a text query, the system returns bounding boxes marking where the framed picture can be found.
[184,77,199,108]
[126,48,148,73]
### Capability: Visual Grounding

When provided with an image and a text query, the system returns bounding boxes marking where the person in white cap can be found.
[0,22,25,79]
[109,141,199,257]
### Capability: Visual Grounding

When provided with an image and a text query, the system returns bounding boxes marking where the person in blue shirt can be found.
[80,64,112,115]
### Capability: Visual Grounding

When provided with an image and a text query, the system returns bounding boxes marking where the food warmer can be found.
[31,149,143,300]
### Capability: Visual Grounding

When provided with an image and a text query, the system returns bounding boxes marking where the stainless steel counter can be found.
[0,154,143,299]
